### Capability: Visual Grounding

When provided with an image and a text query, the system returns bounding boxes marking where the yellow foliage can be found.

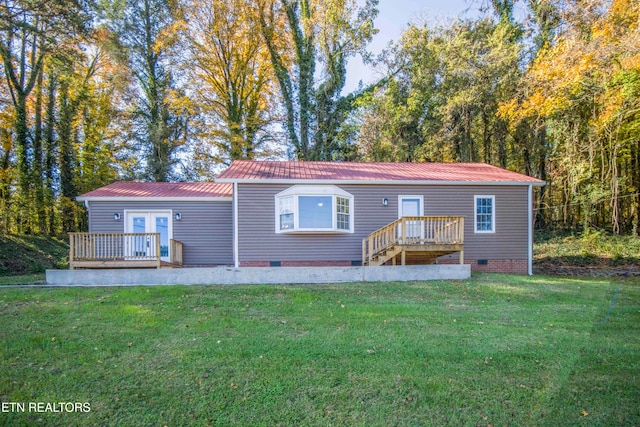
[503,0,640,130]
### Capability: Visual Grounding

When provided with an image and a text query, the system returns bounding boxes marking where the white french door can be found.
[125,211,172,262]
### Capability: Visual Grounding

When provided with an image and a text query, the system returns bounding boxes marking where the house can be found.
[76,181,233,268]
[75,161,544,274]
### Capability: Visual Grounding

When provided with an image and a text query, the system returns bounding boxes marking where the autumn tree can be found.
[259,0,378,160]
[104,0,187,181]
[0,0,89,232]
[179,0,278,168]
[357,15,522,165]
[499,0,640,233]
[0,83,11,233]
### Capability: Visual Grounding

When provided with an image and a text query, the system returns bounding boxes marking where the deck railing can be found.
[69,233,182,269]
[170,239,183,266]
[362,216,464,265]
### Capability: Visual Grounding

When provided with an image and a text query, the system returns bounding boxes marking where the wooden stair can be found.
[369,245,403,266]
[362,217,465,266]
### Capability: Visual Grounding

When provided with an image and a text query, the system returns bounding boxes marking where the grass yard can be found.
[0,275,638,426]
[534,230,640,269]
[0,235,68,277]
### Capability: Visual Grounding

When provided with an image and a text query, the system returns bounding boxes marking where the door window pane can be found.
[133,217,146,233]
[400,197,423,239]
[132,217,146,255]
[402,199,421,216]
[155,216,169,257]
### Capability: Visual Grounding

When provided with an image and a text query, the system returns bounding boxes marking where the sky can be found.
[344,0,478,92]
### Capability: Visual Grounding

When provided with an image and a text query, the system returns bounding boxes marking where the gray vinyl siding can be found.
[237,183,530,263]
[87,200,233,266]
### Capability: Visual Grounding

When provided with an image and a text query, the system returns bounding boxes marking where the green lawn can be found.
[0,274,46,286]
[0,234,68,276]
[534,230,640,269]
[1,275,638,426]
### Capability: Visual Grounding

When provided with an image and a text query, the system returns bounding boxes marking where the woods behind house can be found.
[1,0,638,236]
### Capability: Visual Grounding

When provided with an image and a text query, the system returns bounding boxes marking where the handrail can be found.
[68,232,187,270]
[70,232,161,261]
[362,216,464,265]
[170,239,183,266]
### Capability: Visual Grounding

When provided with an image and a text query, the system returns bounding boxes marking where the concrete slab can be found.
[363,265,471,282]
[46,265,471,286]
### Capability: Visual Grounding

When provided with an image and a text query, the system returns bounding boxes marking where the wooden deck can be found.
[69,233,183,270]
[362,216,464,266]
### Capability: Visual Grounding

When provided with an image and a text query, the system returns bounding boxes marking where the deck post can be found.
[155,233,161,268]
[401,249,406,266]
[362,238,367,266]
[69,234,75,270]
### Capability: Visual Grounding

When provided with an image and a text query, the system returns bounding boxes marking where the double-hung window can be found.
[474,195,495,233]
[275,186,354,233]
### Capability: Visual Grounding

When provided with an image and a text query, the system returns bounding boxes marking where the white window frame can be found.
[474,195,496,234]
[275,185,354,234]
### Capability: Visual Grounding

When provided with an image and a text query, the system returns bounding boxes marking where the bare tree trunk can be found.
[33,66,46,233]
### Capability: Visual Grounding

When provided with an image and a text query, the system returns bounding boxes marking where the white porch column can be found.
[233,182,239,268]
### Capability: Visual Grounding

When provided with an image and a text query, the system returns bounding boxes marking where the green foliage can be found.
[104,0,187,181]
[357,0,640,235]
[0,277,638,425]
[179,0,279,169]
[0,1,133,234]
[500,0,640,233]
[0,235,69,276]
[357,16,521,165]
[534,229,640,268]
[0,0,92,234]
[2,0,639,238]
[260,0,379,160]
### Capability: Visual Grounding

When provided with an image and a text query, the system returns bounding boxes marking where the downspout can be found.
[528,184,533,276]
[84,200,90,231]
[233,182,239,268]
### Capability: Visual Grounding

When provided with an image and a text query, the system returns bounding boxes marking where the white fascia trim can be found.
[216,178,545,187]
[76,196,232,202]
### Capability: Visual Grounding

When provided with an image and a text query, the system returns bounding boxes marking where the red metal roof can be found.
[78,181,233,200]
[216,161,545,184]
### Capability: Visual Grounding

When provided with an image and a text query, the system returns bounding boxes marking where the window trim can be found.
[474,195,496,234]
[275,185,354,234]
